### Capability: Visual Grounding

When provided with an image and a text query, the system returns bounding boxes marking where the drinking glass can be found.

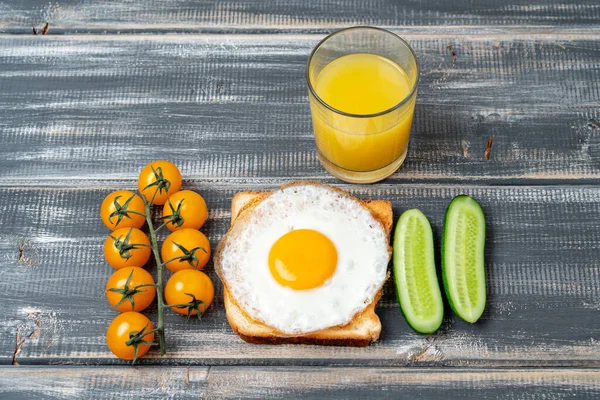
[306,27,420,183]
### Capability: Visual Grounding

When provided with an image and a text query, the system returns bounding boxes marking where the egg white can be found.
[218,183,389,334]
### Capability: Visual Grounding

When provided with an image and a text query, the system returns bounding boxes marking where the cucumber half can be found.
[442,195,487,323]
[393,209,444,334]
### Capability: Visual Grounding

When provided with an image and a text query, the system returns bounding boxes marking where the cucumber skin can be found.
[441,195,487,324]
[393,209,443,335]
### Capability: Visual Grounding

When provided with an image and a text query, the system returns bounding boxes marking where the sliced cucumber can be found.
[442,195,487,323]
[393,209,444,334]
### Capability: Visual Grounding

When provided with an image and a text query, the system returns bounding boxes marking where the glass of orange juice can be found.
[307,27,420,183]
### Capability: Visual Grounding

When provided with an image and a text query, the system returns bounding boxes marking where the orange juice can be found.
[310,53,416,173]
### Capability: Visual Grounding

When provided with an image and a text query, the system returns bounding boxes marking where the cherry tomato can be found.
[164,269,214,317]
[106,267,156,312]
[162,190,208,232]
[161,229,211,272]
[137,160,182,205]
[106,312,155,361]
[104,227,151,270]
[100,190,146,231]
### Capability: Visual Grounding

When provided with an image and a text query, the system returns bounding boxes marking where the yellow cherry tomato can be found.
[106,267,156,312]
[137,160,182,205]
[163,190,208,232]
[106,312,155,361]
[104,227,151,270]
[165,269,214,317]
[161,229,211,272]
[100,190,146,231]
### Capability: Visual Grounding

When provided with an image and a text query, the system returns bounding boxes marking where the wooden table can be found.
[1,1,599,398]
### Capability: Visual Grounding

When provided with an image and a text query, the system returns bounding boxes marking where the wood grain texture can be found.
[1,0,600,34]
[0,366,209,399]
[1,184,598,366]
[206,367,600,399]
[0,366,599,399]
[0,35,599,184]
[1,1,599,396]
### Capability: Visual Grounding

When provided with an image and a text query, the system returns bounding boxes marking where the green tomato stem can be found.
[144,201,166,356]
[125,210,147,217]
[155,221,169,232]
[161,255,187,266]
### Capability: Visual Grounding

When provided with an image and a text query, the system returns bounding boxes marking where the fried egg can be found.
[216,182,389,334]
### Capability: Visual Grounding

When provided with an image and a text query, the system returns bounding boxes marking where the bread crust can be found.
[214,181,392,346]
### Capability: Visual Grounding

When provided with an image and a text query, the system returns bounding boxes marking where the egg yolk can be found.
[268,229,338,290]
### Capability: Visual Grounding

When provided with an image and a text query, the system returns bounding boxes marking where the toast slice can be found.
[216,184,393,346]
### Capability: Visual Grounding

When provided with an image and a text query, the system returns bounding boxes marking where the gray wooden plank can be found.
[1,0,599,34]
[0,35,599,184]
[206,367,600,399]
[0,366,599,399]
[0,366,209,399]
[1,184,598,366]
